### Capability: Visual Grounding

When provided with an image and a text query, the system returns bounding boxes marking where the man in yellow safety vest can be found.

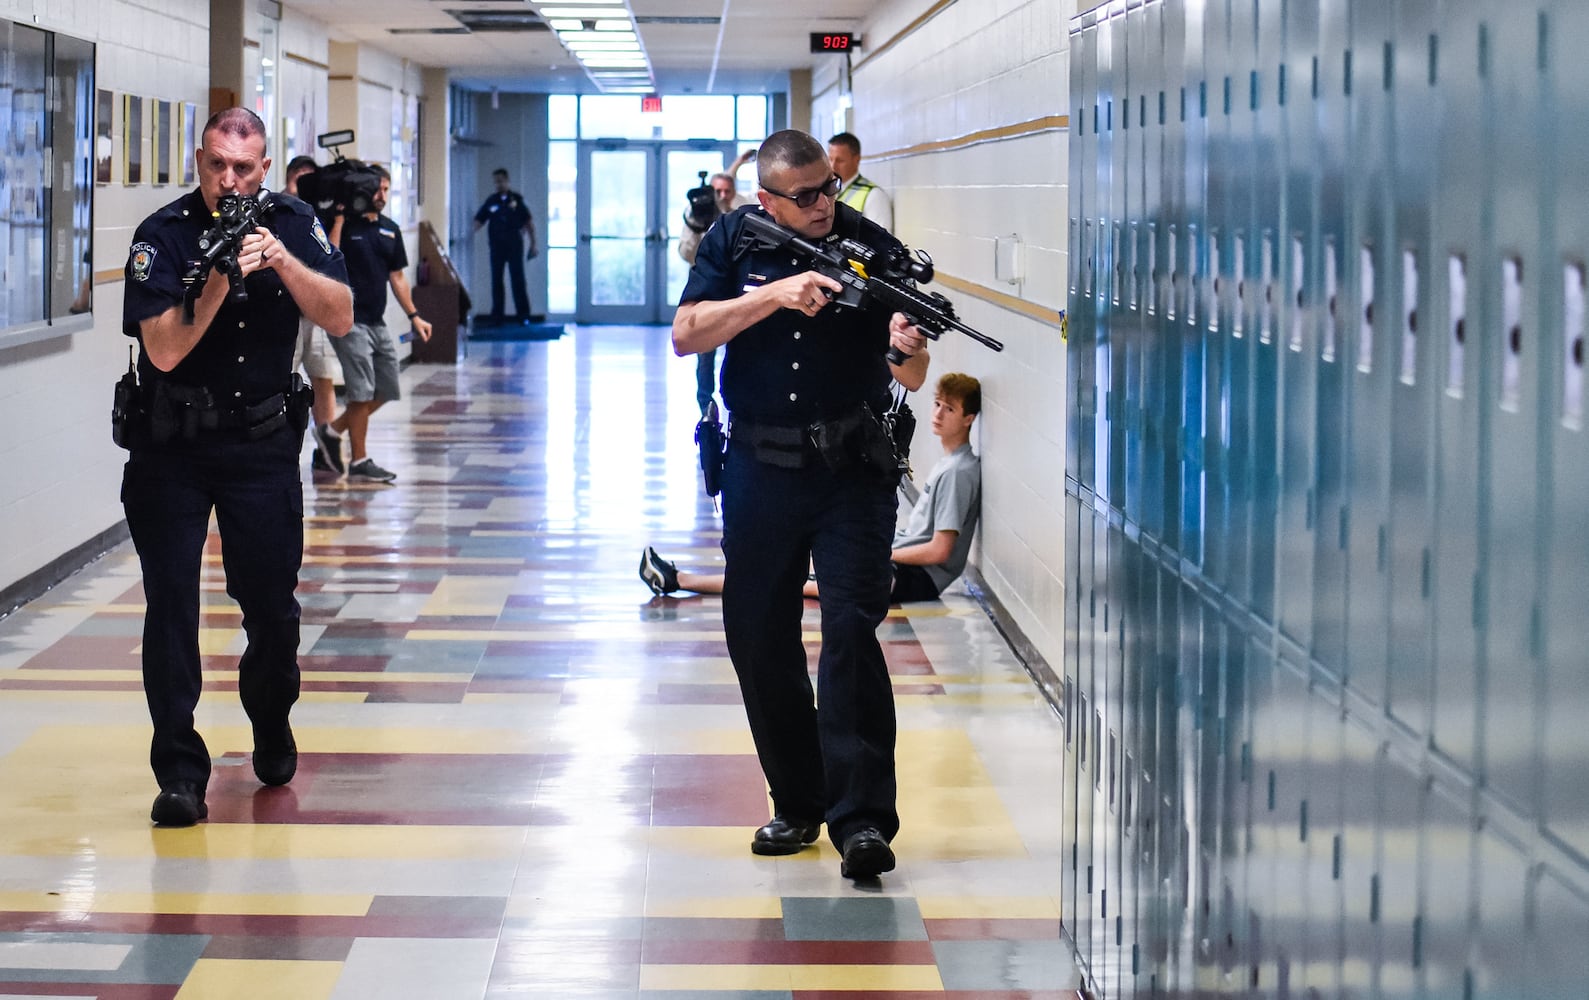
[828,132,894,232]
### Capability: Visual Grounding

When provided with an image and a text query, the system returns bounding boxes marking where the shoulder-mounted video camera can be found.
[683,170,720,234]
[295,129,383,224]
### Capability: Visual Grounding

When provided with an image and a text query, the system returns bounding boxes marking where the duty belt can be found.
[728,417,809,469]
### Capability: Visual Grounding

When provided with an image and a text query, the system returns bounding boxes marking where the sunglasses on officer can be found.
[761,173,842,209]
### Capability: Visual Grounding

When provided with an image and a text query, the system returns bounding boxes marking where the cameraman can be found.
[322,163,431,483]
[678,149,754,413]
[282,154,345,474]
[121,108,353,826]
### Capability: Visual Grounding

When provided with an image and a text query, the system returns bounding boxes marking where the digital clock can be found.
[809,32,858,53]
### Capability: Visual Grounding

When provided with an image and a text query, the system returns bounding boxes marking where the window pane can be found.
[0,21,50,328]
[547,247,575,314]
[52,34,94,318]
[577,94,737,141]
[549,94,577,139]
[737,96,768,140]
[547,141,577,248]
[591,240,644,306]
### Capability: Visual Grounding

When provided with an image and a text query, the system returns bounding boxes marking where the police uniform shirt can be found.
[339,213,408,326]
[679,202,899,424]
[123,189,347,403]
[475,190,531,246]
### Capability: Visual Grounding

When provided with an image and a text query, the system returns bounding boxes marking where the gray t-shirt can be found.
[893,442,980,593]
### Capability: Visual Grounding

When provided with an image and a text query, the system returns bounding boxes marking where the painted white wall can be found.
[829,0,1076,669]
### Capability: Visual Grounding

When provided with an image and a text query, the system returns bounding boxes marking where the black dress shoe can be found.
[751,815,822,856]
[151,782,207,827]
[840,827,896,879]
[252,721,298,787]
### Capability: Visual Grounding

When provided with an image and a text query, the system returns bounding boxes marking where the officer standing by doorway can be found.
[472,168,539,325]
[120,107,353,827]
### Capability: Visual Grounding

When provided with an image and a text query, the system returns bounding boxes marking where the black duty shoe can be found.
[751,815,822,856]
[639,546,680,596]
[313,424,345,475]
[151,782,208,827]
[252,721,298,786]
[840,827,896,879]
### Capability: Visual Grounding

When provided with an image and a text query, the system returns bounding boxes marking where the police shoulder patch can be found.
[128,242,157,281]
[311,217,333,254]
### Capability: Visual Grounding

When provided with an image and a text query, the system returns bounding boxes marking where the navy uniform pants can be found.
[718,440,900,848]
[487,236,530,319]
[121,424,304,791]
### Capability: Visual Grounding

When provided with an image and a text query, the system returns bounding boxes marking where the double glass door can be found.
[576,140,737,324]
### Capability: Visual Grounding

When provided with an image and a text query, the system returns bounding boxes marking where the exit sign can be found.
[810,32,858,53]
[640,94,662,113]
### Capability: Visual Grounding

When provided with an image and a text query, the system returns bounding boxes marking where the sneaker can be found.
[310,448,336,474]
[639,546,680,596]
[348,457,397,483]
[313,424,345,475]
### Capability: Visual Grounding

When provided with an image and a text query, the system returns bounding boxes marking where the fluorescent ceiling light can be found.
[579,56,649,67]
[558,30,635,42]
[540,6,627,16]
[594,19,631,31]
[549,19,584,30]
[564,42,640,53]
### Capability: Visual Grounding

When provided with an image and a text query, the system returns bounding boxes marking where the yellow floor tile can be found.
[174,959,343,1000]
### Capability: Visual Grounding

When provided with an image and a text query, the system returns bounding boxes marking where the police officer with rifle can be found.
[673,130,933,882]
[119,108,352,827]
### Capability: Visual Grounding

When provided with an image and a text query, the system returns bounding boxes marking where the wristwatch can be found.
[406,309,420,319]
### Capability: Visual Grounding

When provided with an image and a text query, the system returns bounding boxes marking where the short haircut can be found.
[828,132,861,156]
[936,372,982,415]
[368,162,391,182]
[710,172,736,186]
[756,130,827,184]
[493,168,509,178]
[201,108,266,145]
[284,155,317,179]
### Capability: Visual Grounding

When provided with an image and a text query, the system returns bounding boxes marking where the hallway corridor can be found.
[0,327,1074,998]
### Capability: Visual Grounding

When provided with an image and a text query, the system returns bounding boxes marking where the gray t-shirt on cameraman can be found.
[893,442,981,594]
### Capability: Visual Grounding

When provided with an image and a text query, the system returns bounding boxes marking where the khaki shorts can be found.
[291,317,344,382]
[329,320,401,404]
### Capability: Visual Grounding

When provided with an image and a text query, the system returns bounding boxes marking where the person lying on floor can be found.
[642,372,982,603]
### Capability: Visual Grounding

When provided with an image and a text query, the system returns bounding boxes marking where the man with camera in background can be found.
[678,148,755,414]
[320,163,432,483]
[282,154,345,474]
[120,108,353,826]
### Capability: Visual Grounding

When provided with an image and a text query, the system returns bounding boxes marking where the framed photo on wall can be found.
[95,88,113,184]
[123,94,142,184]
[154,100,172,185]
[180,102,196,185]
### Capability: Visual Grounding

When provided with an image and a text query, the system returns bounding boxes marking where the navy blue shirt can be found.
[475,190,532,246]
[340,213,408,325]
[679,202,899,424]
[123,188,347,404]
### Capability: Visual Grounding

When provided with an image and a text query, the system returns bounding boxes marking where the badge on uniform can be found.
[311,217,333,254]
[128,242,157,282]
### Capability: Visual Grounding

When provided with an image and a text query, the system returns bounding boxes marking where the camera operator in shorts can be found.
[282,155,345,474]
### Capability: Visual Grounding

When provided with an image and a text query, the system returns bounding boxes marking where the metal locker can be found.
[1269,659,1313,997]
[1094,5,1119,512]
[1073,10,1100,498]
[1064,489,1085,947]
[1341,0,1395,707]
[1376,748,1425,1000]
[1200,0,1234,596]
[1244,635,1280,995]
[1471,826,1530,1000]
[1479,6,1547,822]
[1541,0,1589,866]
[1528,868,1589,1000]
[1302,674,1346,997]
[1427,0,1485,779]
[1276,0,1323,653]
[1076,505,1099,973]
[1339,715,1380,998]
[1159,0,1189,556]
[1109,0,1136,524]
[1178,0,1209,566]
[1309,0,1353,683]
[1248,0,1287,626]
[1136,0,1167,549]
[1383,0,1442,743]
[1419,779,1473,1000]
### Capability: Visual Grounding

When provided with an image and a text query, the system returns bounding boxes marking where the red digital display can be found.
[810,32,857,53]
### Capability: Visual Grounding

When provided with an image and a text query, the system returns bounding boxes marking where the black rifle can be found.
[736,210,1003,363]
[181,191,273,322]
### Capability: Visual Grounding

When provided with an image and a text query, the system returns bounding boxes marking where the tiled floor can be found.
[0,326,1077,998]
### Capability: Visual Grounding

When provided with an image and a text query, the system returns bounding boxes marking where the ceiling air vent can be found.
[445,10,550,32]
[389,26,470,34]
[633,16,721,25]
